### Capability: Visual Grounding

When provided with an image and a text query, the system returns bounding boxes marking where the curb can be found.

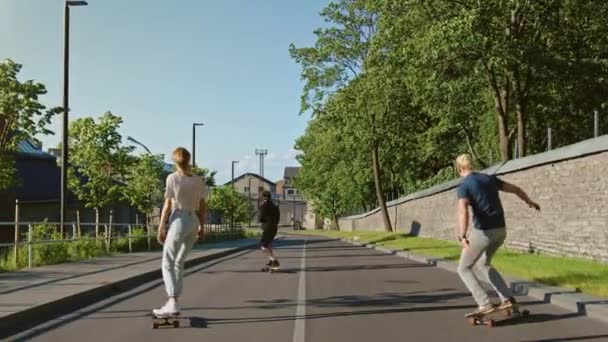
[339,238,608,325]
[0,240,258,338]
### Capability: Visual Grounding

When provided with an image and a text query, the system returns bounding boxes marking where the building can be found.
[282,166,303,201]
[0,140,145,242]
[224,173,276,198]
[274,167,307,227]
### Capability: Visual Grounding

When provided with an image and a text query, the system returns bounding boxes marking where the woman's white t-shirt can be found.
[164,172,207,211]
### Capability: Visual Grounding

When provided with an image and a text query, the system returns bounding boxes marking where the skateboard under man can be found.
[152,313,180,329]
[467,306,530,327]
[261,265,280,273]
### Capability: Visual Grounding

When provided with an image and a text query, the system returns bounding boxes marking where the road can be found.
[11,236,608,342]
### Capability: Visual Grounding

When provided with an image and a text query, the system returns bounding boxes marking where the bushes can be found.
[111,227,153,253]
[0,224,251,272]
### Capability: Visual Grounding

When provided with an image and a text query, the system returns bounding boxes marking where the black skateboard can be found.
[152,313,180,329]
[467,306,530,327]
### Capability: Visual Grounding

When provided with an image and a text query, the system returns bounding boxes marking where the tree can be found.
[383,0,608,161]
[68,112,134,234]
[289,0,377,114]
[294,114,373,229]
[291,0,401,231]
[207,186,254,225]
[123,153,165,220]
[192,166,217,187]
[293,0,608,229]
[0,59,60,189]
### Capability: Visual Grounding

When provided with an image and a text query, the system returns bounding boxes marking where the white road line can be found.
[293,238,307,342]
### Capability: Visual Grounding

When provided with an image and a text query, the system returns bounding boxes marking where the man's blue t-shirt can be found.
[457,172,506,230]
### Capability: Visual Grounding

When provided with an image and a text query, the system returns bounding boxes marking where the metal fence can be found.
[0,220,244,269]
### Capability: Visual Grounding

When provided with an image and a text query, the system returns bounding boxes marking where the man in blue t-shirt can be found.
[455,154,540,317]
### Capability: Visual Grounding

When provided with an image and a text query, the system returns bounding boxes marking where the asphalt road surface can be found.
[10,236,608,342]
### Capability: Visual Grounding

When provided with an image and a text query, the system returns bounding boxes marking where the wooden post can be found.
[28,224,33,269]
[146,213,151,251]
[14,199,19,266]
[76,210,81,237]
[95,208,100,240]
[107,210,113,253]
[128,224,132,253]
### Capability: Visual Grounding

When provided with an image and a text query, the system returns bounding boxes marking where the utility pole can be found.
[231,160,239,228]
[61,0,88,234]
[255,148,268,177]
[192,123,204,168]
[248,177,252,228]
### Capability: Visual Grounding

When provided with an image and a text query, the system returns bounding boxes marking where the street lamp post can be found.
[192,123,204,168]
[61,0,88,233]
[127,136,152,155]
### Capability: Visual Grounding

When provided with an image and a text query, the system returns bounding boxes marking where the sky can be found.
[0,0,330,184]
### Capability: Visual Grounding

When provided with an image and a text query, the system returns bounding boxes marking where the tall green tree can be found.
[289,0,377,114]
[123,153,165,220]
[382,0,608,161]
[293,0,608,228]
[291,0,402,231]
[192,166,217,187]
[0,59,60,189]
[68,112,134,217]
[295,114,373,229]
[208,186,254,225]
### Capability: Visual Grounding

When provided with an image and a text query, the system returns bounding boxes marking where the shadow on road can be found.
[1,248,254,341]
[201,262,432,275]
[188,316,208,328]
[520,333,608,341]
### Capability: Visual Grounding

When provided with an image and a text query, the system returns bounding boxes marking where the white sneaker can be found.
[152,301,180,318]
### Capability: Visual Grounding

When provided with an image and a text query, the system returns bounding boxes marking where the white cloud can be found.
[282,148,299,160]
[266,153,278,162]
[215,148,301,184]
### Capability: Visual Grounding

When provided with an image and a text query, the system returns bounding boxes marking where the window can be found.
[287,189,294,195]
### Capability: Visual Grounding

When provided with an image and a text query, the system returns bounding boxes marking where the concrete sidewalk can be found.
[0,238,258,336]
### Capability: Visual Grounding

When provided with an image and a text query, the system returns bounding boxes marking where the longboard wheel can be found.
[153,323,158,329]
[487,319,495,327]
[521,310,530,317]
[173,321,179,328]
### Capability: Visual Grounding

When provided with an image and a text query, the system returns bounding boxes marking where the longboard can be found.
[468,307,530,327]
[152,313,180,329]
[261,266,280,273]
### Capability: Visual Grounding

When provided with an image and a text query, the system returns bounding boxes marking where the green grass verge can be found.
[291,230,608,298]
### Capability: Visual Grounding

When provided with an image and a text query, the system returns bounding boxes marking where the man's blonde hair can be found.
[455,153,473,172]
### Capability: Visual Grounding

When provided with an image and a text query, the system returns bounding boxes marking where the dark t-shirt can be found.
[259,200,280,230]
[457,172,506,230]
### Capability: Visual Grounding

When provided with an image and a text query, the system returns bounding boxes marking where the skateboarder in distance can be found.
[454,153,540,317]
[259,190,280,270]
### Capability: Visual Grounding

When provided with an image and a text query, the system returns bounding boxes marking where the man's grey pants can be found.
[457,227,512,307]
[162,210,198,298]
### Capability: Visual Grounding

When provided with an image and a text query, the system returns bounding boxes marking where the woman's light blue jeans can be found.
[162,210,198,298]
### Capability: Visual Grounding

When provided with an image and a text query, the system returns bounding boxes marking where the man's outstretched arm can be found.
[500,181,541,211]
